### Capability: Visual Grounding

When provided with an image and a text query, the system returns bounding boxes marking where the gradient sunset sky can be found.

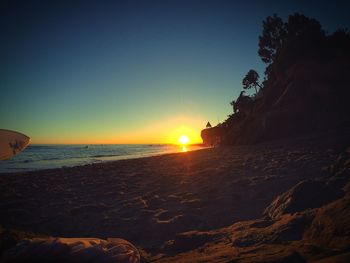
[1,0,349,144]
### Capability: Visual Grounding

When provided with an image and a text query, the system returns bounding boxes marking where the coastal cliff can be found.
[202,16,350,146]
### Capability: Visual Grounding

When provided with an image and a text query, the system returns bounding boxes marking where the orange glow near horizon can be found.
[30,116,205,145]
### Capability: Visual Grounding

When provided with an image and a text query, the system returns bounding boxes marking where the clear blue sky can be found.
[1,0,349,143]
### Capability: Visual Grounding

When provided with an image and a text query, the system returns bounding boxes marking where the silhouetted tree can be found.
[230,100,237,113]
[258,14,286,65]
[235,91,253,114]
[258,13,325,67]
[328,28,350,51]
[286,13,324,42]
[242,69,262,94]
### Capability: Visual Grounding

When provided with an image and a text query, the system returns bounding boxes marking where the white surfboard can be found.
[0,129,30,160]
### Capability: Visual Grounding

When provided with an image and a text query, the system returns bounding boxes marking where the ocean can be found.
[0,144,205,173]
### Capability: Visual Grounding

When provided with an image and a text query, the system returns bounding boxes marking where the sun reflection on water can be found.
[181,145,188,152]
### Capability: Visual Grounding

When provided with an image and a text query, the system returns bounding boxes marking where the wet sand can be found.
[0,130,349,261]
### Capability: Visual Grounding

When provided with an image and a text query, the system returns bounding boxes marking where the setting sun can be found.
[167,122,203,145]
[178,134,190,145]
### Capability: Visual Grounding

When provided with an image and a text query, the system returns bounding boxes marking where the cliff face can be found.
[200,126,225,146]
[202,36,350,145]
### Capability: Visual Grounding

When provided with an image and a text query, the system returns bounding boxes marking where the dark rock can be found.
[162,231,216,254]
[264,179,344,220]
[231,212,314,247]
[265,251,307,263]
[201,126,225,146]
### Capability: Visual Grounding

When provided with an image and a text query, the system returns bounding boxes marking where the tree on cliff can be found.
[235,91,253,114]
[230,100,237,113]
[258,13,324,68]
[242,69,262,94]
[286,13,324,43]
[258,14,286,65]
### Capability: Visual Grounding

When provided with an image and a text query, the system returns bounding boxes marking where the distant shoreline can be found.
[0,144,208,174]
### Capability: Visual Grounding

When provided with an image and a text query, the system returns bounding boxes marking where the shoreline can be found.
[0,130,349,261]
[0,144,208,174]
[0,147,209,175]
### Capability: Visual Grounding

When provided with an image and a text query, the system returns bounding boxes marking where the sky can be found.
[1,0,349,144]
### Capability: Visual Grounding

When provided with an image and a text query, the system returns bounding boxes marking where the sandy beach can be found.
[2,2,350,262]
[0,129,349,262]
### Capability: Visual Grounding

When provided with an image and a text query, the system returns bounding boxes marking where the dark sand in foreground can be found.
[0,130,349,261]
